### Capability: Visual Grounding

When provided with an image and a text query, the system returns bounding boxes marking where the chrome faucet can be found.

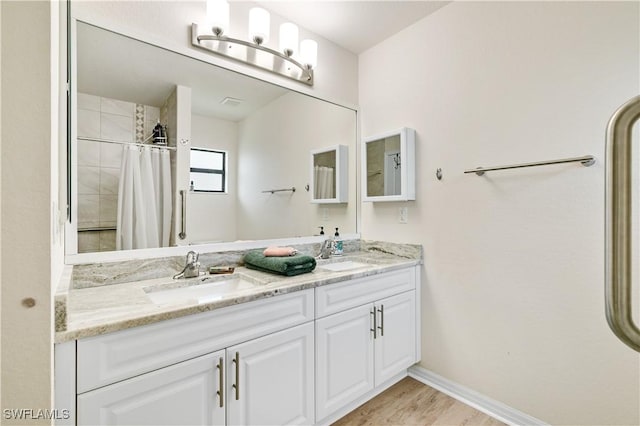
[173,250,201,279]
[319,238,334,259]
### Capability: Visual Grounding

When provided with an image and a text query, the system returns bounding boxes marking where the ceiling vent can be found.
[220,97,243,107]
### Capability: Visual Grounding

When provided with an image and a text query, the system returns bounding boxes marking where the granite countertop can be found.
[55,242,422,343]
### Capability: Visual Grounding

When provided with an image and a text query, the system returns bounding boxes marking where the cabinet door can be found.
[226,322,314,426]
[77,350,225,426]
[374,291,416,385]
[315,304,375,422]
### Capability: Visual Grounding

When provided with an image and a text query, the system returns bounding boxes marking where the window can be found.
[189,148,227,192]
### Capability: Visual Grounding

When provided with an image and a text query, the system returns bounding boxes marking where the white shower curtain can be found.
[116,145,172,250]
[314,165,335,199]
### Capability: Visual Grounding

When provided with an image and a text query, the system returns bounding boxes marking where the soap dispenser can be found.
[318,226,324,236]
[333,227,343,255]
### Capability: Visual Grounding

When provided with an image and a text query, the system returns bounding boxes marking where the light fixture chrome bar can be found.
[262,187,296,194]
[191,23,313,86]
[605,95,640,352]
[464,155,595,176]
[77,136,177,151]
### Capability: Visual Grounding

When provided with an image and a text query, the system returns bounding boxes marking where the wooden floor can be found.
[332,377,505,426]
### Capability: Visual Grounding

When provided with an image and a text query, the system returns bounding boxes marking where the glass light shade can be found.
[206,0,229,34]
[279,23,299,56]
[300,39,318,68]
[249,7,270,44]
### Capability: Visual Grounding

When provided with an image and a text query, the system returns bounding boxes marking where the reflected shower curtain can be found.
[116,145,172,250]
[314,166,334,199]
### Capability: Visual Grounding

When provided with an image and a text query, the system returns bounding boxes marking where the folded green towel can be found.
[243,250,316,277]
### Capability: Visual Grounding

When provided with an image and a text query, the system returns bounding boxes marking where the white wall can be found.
[237,92,357,240]
[71,1,358,108]
[1,0,59,421]
[188,113,238,243]
[359,2,639,425]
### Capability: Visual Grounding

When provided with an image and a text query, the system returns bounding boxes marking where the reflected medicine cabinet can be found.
[310,145,348,203]
[362,127,415,202]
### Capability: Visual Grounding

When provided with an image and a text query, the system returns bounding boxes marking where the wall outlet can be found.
[399,207,408,224]
[322,207,329,221]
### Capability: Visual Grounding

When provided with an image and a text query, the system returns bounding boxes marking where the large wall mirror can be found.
[69,21,357,255]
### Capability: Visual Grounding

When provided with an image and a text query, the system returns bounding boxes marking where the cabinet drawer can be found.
[78,351,222,426]
[315,268,415,318]
[77,289,314,393]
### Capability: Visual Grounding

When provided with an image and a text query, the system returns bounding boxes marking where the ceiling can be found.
[77,22,288,120]
[77,2,449,120]
[255,1,449,54]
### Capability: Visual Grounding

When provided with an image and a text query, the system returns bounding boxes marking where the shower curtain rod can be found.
[77,136,177,151]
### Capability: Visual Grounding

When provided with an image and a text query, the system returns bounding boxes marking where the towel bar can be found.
[464,155,595,176]
[262,187,296,194]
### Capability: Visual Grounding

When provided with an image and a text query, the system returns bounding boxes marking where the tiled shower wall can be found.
[77,93,160,253]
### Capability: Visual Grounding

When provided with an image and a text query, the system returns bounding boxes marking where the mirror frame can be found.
[65,15,361,263]
[362,127,416,202]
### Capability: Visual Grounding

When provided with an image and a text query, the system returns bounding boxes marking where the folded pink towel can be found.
[263,246,298,257]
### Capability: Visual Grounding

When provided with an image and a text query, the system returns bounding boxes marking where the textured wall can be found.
[359,2,640,424]
[71,1,359,107]
[237,92,357,240]
[188,114,238,244]
[1,1,57,423]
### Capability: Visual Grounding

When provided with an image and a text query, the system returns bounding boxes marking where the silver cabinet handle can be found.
[370,307,377,339]
[178,189,187,240]
[216,357,224,408]
[377,305,384,337]
[606,95,640,352]
[232,352,240,400]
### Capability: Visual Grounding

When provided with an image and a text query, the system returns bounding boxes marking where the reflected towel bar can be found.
[464,155,595,176]
[262,187,296,194]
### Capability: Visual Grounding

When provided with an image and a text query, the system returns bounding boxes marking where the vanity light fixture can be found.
[192,0,316,86]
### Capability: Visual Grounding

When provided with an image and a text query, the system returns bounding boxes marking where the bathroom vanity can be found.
[54,242,422,426]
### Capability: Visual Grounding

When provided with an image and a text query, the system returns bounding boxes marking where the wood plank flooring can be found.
[332,377,506,426]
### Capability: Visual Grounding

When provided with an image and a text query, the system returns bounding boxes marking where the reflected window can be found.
[190,148,227,192]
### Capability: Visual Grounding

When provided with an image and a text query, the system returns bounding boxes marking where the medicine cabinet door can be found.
[362,128,415,202]
[310,145,348,203]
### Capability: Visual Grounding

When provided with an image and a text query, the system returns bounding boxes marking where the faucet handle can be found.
[186,250,199,264]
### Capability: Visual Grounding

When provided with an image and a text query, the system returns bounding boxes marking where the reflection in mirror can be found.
[73,21,357,254]
[366,135,402,197]
[310,145,348,203]
[189,148,227,193]
[362,127,415,202]
[314,151,336,198]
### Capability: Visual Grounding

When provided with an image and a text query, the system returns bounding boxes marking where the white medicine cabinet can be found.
[362,128,416,202]
[310,145,348,203]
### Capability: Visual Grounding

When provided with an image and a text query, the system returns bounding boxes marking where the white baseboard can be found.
[408,365,548,426]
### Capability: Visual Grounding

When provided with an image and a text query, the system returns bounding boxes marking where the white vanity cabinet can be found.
[77,322,314,426]
[70,290,315,426]
[314,269,418,423]
[78,350,226,426]
[226,322,314,425]
[58,266,420,426]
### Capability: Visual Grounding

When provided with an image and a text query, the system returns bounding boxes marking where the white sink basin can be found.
[318,261,371,272]
[145,277,259,305]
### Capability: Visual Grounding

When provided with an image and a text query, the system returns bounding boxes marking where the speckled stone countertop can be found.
[55,241,422,343]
